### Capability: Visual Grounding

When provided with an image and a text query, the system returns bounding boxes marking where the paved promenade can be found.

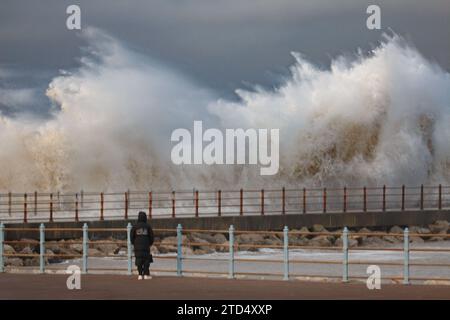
[0,274,450,299]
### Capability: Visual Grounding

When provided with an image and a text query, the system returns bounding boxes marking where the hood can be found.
[137,211,147,222]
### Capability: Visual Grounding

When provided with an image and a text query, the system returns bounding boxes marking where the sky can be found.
[0,0,449,114]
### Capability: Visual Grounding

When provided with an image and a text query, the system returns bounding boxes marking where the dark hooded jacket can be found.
[131,211,154,258]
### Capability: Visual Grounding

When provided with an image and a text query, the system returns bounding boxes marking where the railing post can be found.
[342,227,349,283]
[195,190,199,217]
[176,224,183,276]
[401,185,405,211]
[172,191,176,218]
[127,223,132,276]
[283,226,289,280]
[124,192,128,220]
[39,223,45,274]
[303,188,306,214]
[228,225,235,279]
[403,227,410,285]
[0,223,4,272]
[49,193,53,222]
[82,223,88,274]
[239,189,243,216]
[438,184,442,210]
[218,190,222,217]
[343,186,347,213]
[261,189,264,216]
[382,185,386,212]
[363,187,367,212]
[23,193,27,223]
[75,193,79,222]
[420,184,424,211]
[148,191,152,219]
[80,189,84,208]
[34,191,37,216]
[323,188,327,213]
[8,192,11,216]
[282,187,286,215]
[100,192,104,221]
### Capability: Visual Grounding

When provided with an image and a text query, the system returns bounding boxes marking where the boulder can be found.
[409,236,425,244]
[157,236,180,253]
[95,243,119,255]
[389,226,404,235]
[334,237,358,247]
[235,233,265,245]
[4,244,16,255]
[5,257,23,267]
[308,235,333,247]
[408,226,431,235]
[14,239,39,252]
[216,241,230,253]
[189,232,215,243]
[87,248,102,257]
[212,233,227,244]
[311,224,328,233]
[68,244,84,253]
[294,227,311,239]
[428,220,449,234]
[360,236,387,247]
[428,236,445,242]
[382,235,401,244]
[23,257,41,267]
[150,246,159,255]
[190,237,214,253]
[264,234,283,246]
[20,246,34,255]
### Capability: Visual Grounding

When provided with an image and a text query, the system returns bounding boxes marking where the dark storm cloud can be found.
[0,0,449,101]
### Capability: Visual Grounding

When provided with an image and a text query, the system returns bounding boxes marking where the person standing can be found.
[130,211,154,280]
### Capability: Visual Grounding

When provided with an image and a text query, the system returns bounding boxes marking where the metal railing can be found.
[1,223,450,284]
[1,185,450,223]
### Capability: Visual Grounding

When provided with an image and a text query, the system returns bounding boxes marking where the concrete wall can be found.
[3,209,450,240]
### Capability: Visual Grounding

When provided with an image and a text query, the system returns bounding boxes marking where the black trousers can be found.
[135,256,151,276]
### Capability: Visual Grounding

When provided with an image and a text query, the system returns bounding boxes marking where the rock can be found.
[361,236,387,247]
[14,239,39,252]
[158,236,180,253]
[294,227,311,239]
[383,235,401,244]
[95,243,119,255]
[335,237,358,247]
[88,248,102,257]
[46,249,62,264]
[181,246,194,255]
[216,241,230,253]
[20,246,34,255]
[189,232,215,243]
[410,236,425,244]
[428,236,445,242]
[150,246,159,255]
[389,226,404,234]
[311,224,328,233]
[264,234,283,246]
[190,237,214,253]
[212,233,227,244]
[23,257,41,267]
[308,235,333,247]
[4,244,15,255]
[409,226,431,235]
[69,244,83,253]
[5,257,23,267]
[429,220,449,234]
[235,233,265,245]
[289,237,309,246]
